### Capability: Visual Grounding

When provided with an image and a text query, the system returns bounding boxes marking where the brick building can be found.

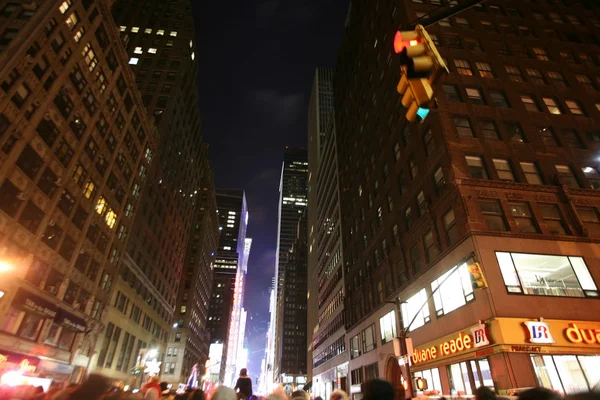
[332,0,600,396]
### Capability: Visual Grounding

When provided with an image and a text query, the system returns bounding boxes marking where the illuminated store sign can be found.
[411,323,490,365]
[564,323,600,345]
[0,352,38,374]
[523,320,555,344]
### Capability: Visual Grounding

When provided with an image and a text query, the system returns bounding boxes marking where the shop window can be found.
[401,289,430,331]
[431,260,474,317]
[414,368,442,395]
[531,355,600,394]
[495,252,598,297]
[379,311,396,344]
[448,359,493,395]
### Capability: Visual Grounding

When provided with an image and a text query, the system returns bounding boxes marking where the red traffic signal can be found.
[393,31,420,54]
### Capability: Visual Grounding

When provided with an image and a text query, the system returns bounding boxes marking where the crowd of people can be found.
[0,370,597,400]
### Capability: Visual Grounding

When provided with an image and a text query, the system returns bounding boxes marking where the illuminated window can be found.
[379,311,396,343]
[82,180,96,199]
[144,28,152,34]
[189,40,193,48]
[105,209,117,229]
[131,27,139,33]
[157,29,165,35]
[565,100,585,116]
[95,197,108,215]
[191,52,195,60]
[59,0,71,14]
[431,260,474,316]
[65,13,79,30]
[119,26,126,32]
[454,59,473,76]
[148,48,157,54]
[401,289,430,331]
[129,58,138,65]
[73,28,84,42]
[134,47,143,54]
[170,31,178,37]
[496,252,597,297]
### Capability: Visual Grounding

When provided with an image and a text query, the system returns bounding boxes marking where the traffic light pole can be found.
[405,0,488,30]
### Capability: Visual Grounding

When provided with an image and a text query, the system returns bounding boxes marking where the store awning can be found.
[55,309,87,332]
[12,288,58,318]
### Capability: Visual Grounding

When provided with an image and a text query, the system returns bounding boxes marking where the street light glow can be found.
[147,349,158,359]
[0,261,13,274]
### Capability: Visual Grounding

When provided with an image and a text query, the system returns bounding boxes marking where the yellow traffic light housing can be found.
[415,377,428,391]
[468,262,487,289]
[394,25,448,123]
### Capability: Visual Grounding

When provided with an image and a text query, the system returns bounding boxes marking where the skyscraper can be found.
[207,189,248,383]
[166,143,219,384]
[93,0,213,384]
[276,212,308,388]
[307,69,347,398]
[0,0,156,383]
[334,0,600,396]
[272,147,308,385]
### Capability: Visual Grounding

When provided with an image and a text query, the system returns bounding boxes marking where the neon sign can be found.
[565,323,600,345]
[0,354,37,374]
[411,332,473,364]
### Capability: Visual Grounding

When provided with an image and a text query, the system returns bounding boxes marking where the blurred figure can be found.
[187,364,200,389]
[159,382,171,398]
[50,383,79,400]
[28,385,45,399]
[142,376,162,400]
[291,390,309,400]
[475,387,497,400]
[330,390,349,400]
[518,388,562,400]
[68,374,111,400]
[235,369,253,400]
[266,385,287,400]
[189,389,206,400]
[212,386,237,400]
[567,393,600,400]
[314,397,323,400]
[361,379,394,400]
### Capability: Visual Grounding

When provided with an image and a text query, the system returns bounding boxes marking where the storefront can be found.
[409,318,600,396]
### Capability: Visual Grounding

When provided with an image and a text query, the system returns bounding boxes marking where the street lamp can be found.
[0,260,13,274]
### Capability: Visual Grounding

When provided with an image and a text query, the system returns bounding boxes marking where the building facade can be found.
[272,147,308,382]
[165,143,219,385]
[307,68,348,398]
[207,189,248,383]
[0,0,157,385]
[276,212,308,391]
[93,0,211,385]
[333,0,600,397]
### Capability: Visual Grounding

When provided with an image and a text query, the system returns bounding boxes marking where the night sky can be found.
[191,0,350,382]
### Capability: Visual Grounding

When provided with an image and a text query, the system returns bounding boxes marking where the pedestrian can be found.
[189,389,206,400]
[475,387,497,400]
[234,369,253,400]
[291,390,309,400]
[361,379,395,400]
[141,376,162,400]
[330,389,349,400]
[68,374,110,400]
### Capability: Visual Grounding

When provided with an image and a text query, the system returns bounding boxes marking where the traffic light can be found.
[468,262,487,289]
[394,25,448,123]
[415,377,428,391]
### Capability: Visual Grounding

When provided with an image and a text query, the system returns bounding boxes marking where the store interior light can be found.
[0,290,5,299]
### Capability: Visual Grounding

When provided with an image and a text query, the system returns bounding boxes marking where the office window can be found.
[480,199,508,231]
[433,167,445,194]
[538,127,558,146]
[417,191,426,216]
[409,158,418,179]
[576,75,596,92]
[539,204,568,235]
[577,207,600,236]
[565,100,585,116]
[362,324,376,352]
[496,252,597,297]
[525,68,545,85]
[466,156,488,179]
[561,129,584,149]
[463,37,482,51]
[518,25,535,37]
[476,62,494,78]
[444,34,462,49]
[442,84,461,102]
[480,20,497,32]
[547,71,567,88]
[493,159,515,181]
[505,122,525,142]
[521,95,540,112]
[401,289,430,331]
[405,207,413,229]
[490,91,509,108]
[531,355,600,394]
[543,97,562,114]
[560,50,576,65]
[454,59,473,76]
[509,202,538,233]
[431,260,474,317]
[583,167,600,189]
[532,47,550,61]
[480,121,499,140]
[423,230,439,262]
[443,209,458,245]
[555,164,580,188]
[520,162,543,185]
[506,66,524,82]
[454,117,475,138]
[423,129,434,156]
[494,41,510,55]
[465,88,486,105]
[379,311,396,344]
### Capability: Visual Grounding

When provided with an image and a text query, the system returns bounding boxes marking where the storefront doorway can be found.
[447,358,493,395]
